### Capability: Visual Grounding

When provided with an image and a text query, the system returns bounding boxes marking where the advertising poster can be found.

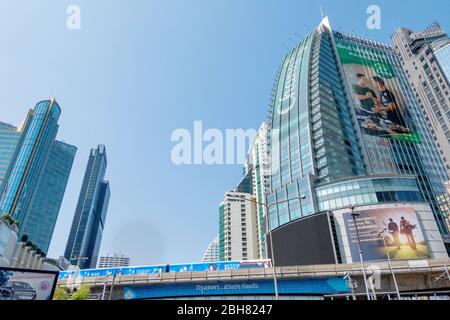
[343,207,429,261]
[0,267,58,300]
[335,38,421,145]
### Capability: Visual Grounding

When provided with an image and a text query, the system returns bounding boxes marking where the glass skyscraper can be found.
[20,141,76,253]
[0,122,21,196]
[0,99,77,254]
[64,145,110,269]
[266,18,450,265]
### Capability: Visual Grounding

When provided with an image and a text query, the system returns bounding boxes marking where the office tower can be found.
[266,17,450,266]
[97,254,130,269]
[20,141,76,253]
[201,236,220,263]
[243,123,270,259]
[219,192,258,261]
[0,122,21,198]
[392,23,450,174]
[64,145,110,269]
[0,99,77,254]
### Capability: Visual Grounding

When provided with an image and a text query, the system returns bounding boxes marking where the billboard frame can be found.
[0,266,59,301]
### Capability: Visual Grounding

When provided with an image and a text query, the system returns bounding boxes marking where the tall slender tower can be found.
[64,145,110,269]
[0,99,76,254]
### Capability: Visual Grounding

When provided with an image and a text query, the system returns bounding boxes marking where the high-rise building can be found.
[219,192,259,261]
[265,17,450,266]
[392,23,450,175]
[20,141,76,253]
[97,254,130,269]
[0,99,77,254]
[201,236,220,263]
[0,122,21,200]
[64,145,110,269]
[243,123,270,259]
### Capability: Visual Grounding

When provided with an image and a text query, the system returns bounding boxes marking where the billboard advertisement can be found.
[343,207,429,261]
[0,267,58,300]
[335,38,421,145]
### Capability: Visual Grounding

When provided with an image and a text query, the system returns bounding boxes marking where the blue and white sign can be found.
[122,278,350,299]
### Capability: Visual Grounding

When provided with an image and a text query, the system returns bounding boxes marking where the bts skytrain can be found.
[58,259,271,279]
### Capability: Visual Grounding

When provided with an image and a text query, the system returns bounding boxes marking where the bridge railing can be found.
[57,258,450,287]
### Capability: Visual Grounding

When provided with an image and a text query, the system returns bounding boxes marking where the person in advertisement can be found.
[372,75,410,133]
[400,216,417,249]
[387,218,401,249]
[352,73,411,136]
[353,73,378,116]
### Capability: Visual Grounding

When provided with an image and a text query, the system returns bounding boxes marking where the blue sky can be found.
[1,0,449,265]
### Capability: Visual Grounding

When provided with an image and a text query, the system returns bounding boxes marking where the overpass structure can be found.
[57,259,450,300]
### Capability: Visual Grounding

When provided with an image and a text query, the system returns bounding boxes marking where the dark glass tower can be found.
[64,145,110,269]
[266,18,450,265]
[0,99,77,254]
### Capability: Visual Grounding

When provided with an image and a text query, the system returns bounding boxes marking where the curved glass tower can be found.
[267,18,450,265]
[0,100,61,222]
[0,99,76,253]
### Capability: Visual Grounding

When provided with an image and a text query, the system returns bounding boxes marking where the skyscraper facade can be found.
[266,18,450,266]
[392,23,450,175]
[64,145,110,269]
[0,122,21,197]
[201,236,220,263]
[97,254,130,269]
[243,123,270,259]
[0,99,77,253]
[218,123,270,261]
[219,192,259,261]
[20,141,76,253]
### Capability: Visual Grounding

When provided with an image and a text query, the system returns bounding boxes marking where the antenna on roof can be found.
[320,5,324,18]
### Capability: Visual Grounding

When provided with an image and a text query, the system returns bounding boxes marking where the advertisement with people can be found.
[335,38,421,144]
[0,267,58,301]
[343,207,429,261]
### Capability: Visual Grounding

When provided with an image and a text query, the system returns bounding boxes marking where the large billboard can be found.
[335,38,421,145]
[0,267,58,300]
[343,207,429,261]
[267,212,338,266]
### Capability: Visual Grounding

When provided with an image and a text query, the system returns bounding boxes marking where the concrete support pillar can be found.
[10,242,24,267]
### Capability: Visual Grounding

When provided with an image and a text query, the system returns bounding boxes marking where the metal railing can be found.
[57,258,450,288]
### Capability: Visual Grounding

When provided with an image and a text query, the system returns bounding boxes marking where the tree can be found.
[53,286,69,300]
[71,285,91,300]
[1,214,18,228]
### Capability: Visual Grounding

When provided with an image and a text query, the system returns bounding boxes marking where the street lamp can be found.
[377,228,401,300]
[228,194,306,300]
[71,256,88,268]
[108,270,123,300]
[343,272,357,300]
[350,207,371,300]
